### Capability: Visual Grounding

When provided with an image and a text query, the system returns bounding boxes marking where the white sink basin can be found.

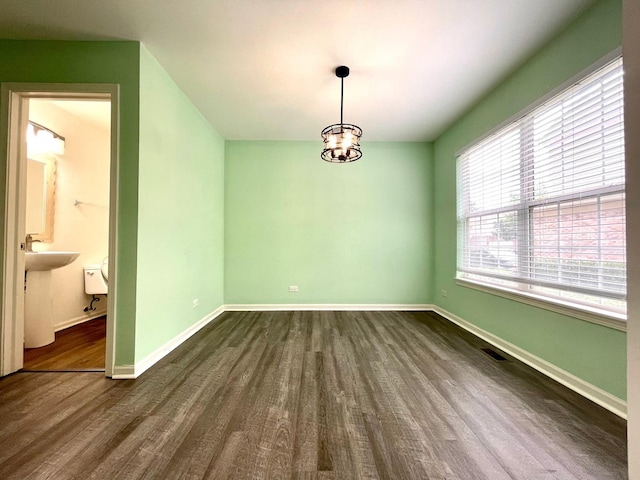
[25,251,80,271]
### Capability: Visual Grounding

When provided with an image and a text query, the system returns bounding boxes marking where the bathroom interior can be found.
[23,97,111,371]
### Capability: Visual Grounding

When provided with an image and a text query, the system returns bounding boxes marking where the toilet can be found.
[101,256,108,282]
[84,257,108,294]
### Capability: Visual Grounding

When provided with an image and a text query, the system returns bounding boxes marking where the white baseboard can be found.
[431,305,627,419]
[111,364,136,379]
[54,310,107,332]
[110,304,429,379]
[224,303,434,311]
[107,302,627,419]
[130,305,225,379]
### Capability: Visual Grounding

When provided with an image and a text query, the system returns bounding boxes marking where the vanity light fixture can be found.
[321,66,362,163]
[27,121,65,155]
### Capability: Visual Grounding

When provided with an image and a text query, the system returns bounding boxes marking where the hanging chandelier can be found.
[321,66,362,163]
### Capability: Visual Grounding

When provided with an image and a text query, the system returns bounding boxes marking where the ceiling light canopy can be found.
[321,66,362,163]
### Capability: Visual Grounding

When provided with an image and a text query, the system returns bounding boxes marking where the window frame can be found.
[455,50,626,330]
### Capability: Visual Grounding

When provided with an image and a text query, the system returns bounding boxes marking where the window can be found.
[457,57,625,319]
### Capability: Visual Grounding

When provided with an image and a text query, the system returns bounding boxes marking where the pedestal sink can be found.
[24,251,80,348]
[26,251,80,271]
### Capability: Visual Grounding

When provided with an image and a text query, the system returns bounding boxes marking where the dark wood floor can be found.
[23,316,106,371]
[0,311,627,479]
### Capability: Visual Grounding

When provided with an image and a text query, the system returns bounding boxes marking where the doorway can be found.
[0,84,119,377]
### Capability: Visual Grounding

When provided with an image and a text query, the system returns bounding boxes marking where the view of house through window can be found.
[457,56,626,318]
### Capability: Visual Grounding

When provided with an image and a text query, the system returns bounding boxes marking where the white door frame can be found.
[1,83,120,377]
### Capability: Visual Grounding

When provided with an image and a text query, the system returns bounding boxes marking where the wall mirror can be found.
[26,155,56,242]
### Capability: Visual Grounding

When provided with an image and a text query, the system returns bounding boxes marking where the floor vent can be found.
[481,347,508,362]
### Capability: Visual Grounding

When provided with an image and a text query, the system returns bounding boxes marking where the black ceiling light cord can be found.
[321,65,362,163]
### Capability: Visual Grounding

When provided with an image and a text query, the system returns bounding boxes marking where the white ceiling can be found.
[46,100,111,131]
[0,0,597,141]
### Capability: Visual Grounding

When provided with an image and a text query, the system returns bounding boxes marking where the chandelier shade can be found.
[321,66,362,163]
[321,123,362,163]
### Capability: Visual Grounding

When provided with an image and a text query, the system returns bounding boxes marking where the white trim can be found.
[0,83,120,379]
[111,364,135,379]
[124,306,225,379]
[431,305,627,418]
[456,278,626,331]
[223,303,434,312]
[104,86,120,379]
[54,311,107,332]
[111,305,430,378]
[106,302,626,419]
[1,89,28,376]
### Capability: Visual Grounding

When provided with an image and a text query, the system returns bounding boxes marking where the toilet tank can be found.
[84,264,108,294]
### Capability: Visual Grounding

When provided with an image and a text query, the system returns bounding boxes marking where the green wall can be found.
[0,41,226,368]
[225,141,433,305]
[432,0,626,399]
[0,0,627,401]
[136,46,225,362]
[0,40,140,366]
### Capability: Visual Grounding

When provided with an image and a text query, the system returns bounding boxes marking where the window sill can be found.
[455,277,626,332]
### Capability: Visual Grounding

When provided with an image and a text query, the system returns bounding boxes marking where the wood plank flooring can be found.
[23,316,106,371]
[0,311,627,479]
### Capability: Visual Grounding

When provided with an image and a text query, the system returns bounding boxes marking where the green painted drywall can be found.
[433,0,626,399]
[0,40,140,367]
[136,46,225,362]
[225,141,432,305]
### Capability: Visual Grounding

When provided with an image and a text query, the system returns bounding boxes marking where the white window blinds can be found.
[457,57,625,315]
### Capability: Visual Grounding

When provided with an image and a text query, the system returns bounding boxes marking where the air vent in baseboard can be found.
[481,347,508,362]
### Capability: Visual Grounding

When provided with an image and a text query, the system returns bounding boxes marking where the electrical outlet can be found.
[289,286,299,293]
[192,298,199,308]
[441,289,448,298]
